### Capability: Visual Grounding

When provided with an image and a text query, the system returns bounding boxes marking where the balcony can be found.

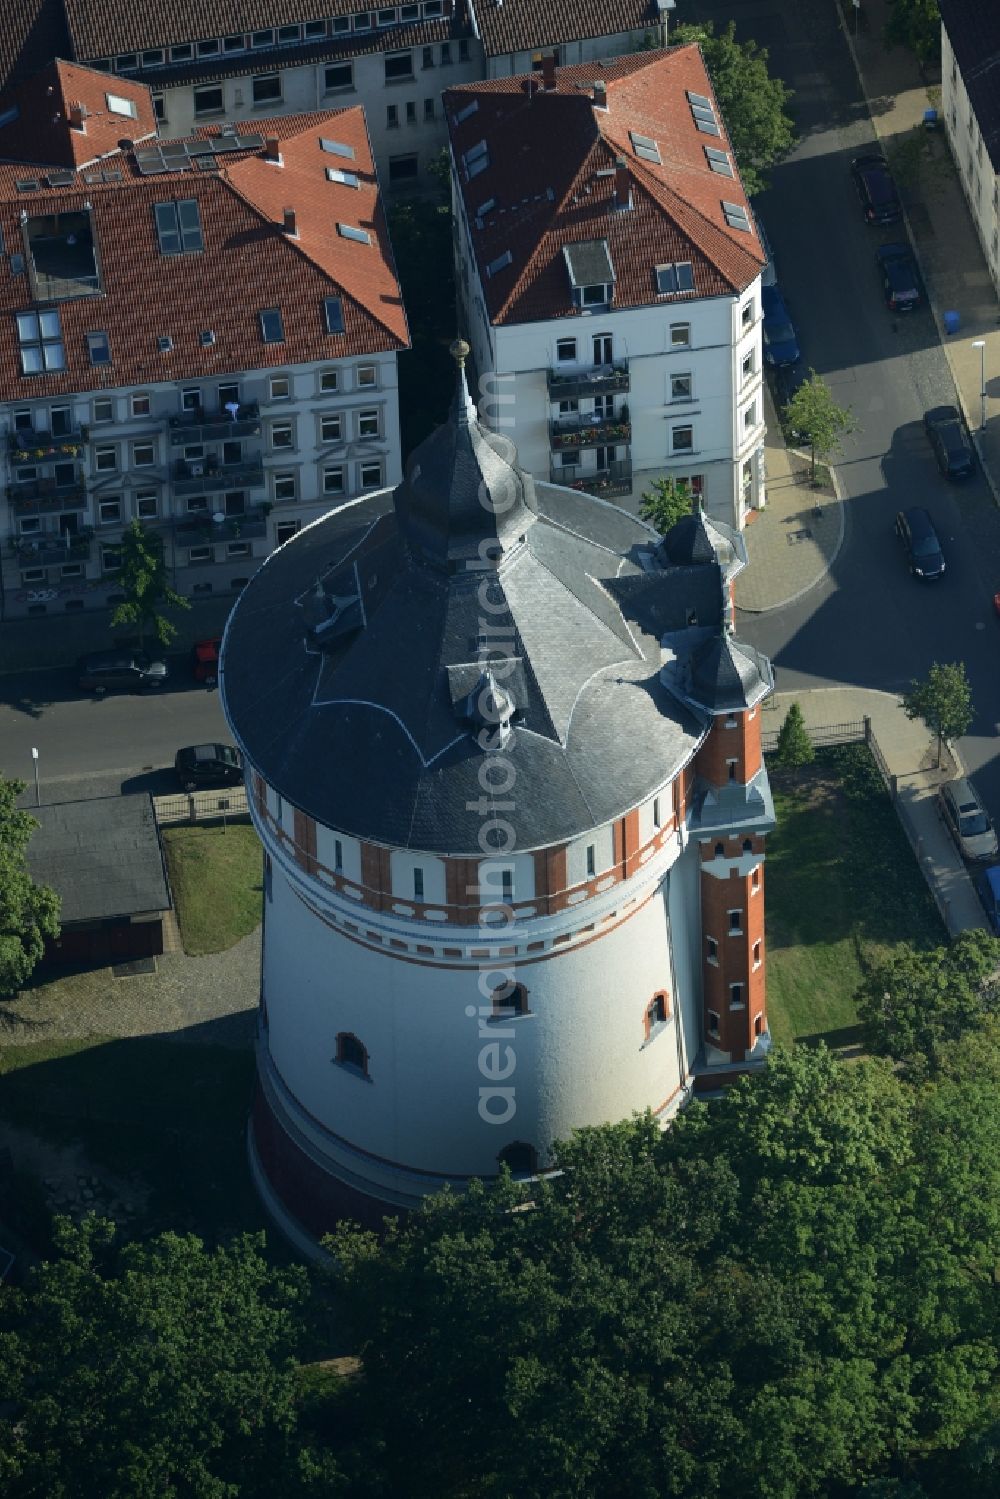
[549,412,632,452]
[174,508,269,544]
[9,480,87,515]
[549,459,633,498]
[9,427,88,459]
[11,530,93,566]
[170,454,265,495]
[168,401,261,446]
[546,359,630,401]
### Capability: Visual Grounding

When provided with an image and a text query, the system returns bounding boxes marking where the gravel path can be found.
[0,928,260,1049]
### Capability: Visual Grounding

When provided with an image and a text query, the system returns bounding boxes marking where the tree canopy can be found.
[885,0,941,64]
[783,370,856,480]
[858,929,1000,1066]
[110,519,190,650]
[639,474,696,534]
[774,701,814,768]
[0,773,60,997]
[670,20,795,196]
[327,1045,1000,1498]
[903,660,974,766]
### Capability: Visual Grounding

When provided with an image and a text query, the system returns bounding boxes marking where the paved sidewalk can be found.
[765,685,987,935]
[0,593,233,675]
[844,0,1000,502]
[736,382,845,612]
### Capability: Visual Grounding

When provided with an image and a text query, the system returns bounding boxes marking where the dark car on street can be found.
[877,243,921,312]
[174,743,245,792]
[77,651,169,692]
[851,153,902,224]
[761,285,801,367]
[895,506,945,579]
[923,404,975,478]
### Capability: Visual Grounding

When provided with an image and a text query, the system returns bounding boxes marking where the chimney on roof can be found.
[283,207,298,237]
[593,79,607,110]
[68,102,87,132]
[264,136,282,165]
[614,157,632,210]
[540,53,557,91]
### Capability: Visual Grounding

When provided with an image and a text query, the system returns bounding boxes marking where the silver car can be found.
[939,778,999,862]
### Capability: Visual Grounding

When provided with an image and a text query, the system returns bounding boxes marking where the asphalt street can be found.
[690,0,1000,814]
[0,663,230,803]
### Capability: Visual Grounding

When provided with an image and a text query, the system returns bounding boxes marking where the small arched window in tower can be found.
[752,866,760,892]
[492,981,528,1020]
[335,1031,369,1078]
[498,1141,537,1177]
[653,796,661,828]
[644,991,670,1040]
[754,1013,763,1037]
[742,837,753,852]
[714,841,724,856]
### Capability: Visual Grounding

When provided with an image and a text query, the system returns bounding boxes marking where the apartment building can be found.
[446,48,768,528]
[3,0,671,192]
[0,60,407,619]
[940,0,1000,300]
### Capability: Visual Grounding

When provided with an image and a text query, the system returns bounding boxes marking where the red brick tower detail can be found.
[695,709,766,1062]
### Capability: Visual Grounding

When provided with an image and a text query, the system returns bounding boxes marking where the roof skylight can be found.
[326,167,360,187]
[486,250,512,277]
[454,99,479,124]
[655,261,695,295]
[629,130,661,164]
[320,137,356,159]
[705,146,734,177]
[337,222,372,244]
[463,140,489,180]
[722,200,752,233]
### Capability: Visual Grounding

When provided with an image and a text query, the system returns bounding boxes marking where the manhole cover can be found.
[787,528,812,544]
[112,958,157,978]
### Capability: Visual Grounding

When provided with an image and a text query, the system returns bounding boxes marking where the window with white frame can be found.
[16,309,65,373]
[320,414,343,442]
[741,299,754,329]
[94,444,118,472]
[269,375,290,400]
[323,465,345,494]
[98,498,121,523]
[743,401,757,430]
[359,460,382,488]
[741,349,755,382]
[556,337,576,362]
[273,471,296,501]
[131,440,155,467]
[671,425,694,454]
[270,421,293,450]
[357,364,377,387]
[92,397,113,423]
[670,372,692,401]
[358,409,380,438]
[131,392,151,417]
[275,520,300,546]
[669,323,690,348]
[319,368,339,392]
[135,489,157,518]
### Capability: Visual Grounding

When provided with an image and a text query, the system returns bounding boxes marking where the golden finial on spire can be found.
[450,337,470,368]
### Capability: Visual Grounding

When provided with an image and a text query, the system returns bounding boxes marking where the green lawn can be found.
[766,745,945,1048]
[161,823,263,954]
[0,1036,265,1249]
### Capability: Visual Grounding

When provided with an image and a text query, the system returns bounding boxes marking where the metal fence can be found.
[761,718,868,755]
[153,786,250,826]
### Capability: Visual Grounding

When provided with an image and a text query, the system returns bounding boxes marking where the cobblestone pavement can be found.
[0,926,260,1048]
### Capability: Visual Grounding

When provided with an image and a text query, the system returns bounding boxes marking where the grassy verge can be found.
[161,823,263,955]
[0,1036,264,1247]
[765,744,945,1048]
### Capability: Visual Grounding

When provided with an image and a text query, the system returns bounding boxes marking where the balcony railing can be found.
[11,531,93,565]
[9,483,87,515]
[549,413,632,452]
[170,455,265,495]
[546,359,630,401]
[9,427,88,458]
[168,401,261,446]
[549,459,633,498]
[174,509,268,544]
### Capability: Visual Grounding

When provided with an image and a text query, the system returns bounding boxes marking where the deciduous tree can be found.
[857,929,1000,1064]
[783,370,856,480]
[670,21,795,195]
[0,774,59,998]
[639,475,696,534]
[110,519,189,650]
[902,659,974,767]
[885,0,941,64]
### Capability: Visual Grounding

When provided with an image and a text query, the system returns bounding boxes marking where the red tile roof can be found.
[0,60,157,168]
[468,0,663,60]
[445,47,765,327]
[0,0,70,94]
[0,101,408,403]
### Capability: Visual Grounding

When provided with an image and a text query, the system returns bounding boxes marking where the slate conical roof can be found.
[687,633,773,714]
[658,507,740,573]
[393,340,536,571]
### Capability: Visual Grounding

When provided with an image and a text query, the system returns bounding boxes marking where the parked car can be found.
[938,777,999,862]
[761,285,800,367]
[77,651,168,692]
[850,153,902,224]
[923,404,975,479]
[894,506,945,579]
[751,202,776,286]
[174,743,245,792]
[978,864,1000,933]
[192,636,222,684]
[876,242,921,311]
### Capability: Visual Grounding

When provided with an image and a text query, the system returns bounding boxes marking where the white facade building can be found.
[940,0,1000,301]
[0,63,407,618]
[447,48,768,528]
[221,349,775,1247]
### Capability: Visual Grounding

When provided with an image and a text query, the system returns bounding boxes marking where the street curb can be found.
[737,456,847,615]
[836,0,1000,512]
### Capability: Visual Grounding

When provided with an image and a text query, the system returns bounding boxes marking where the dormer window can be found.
[463,140,489,180]
[563,239,615,309]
